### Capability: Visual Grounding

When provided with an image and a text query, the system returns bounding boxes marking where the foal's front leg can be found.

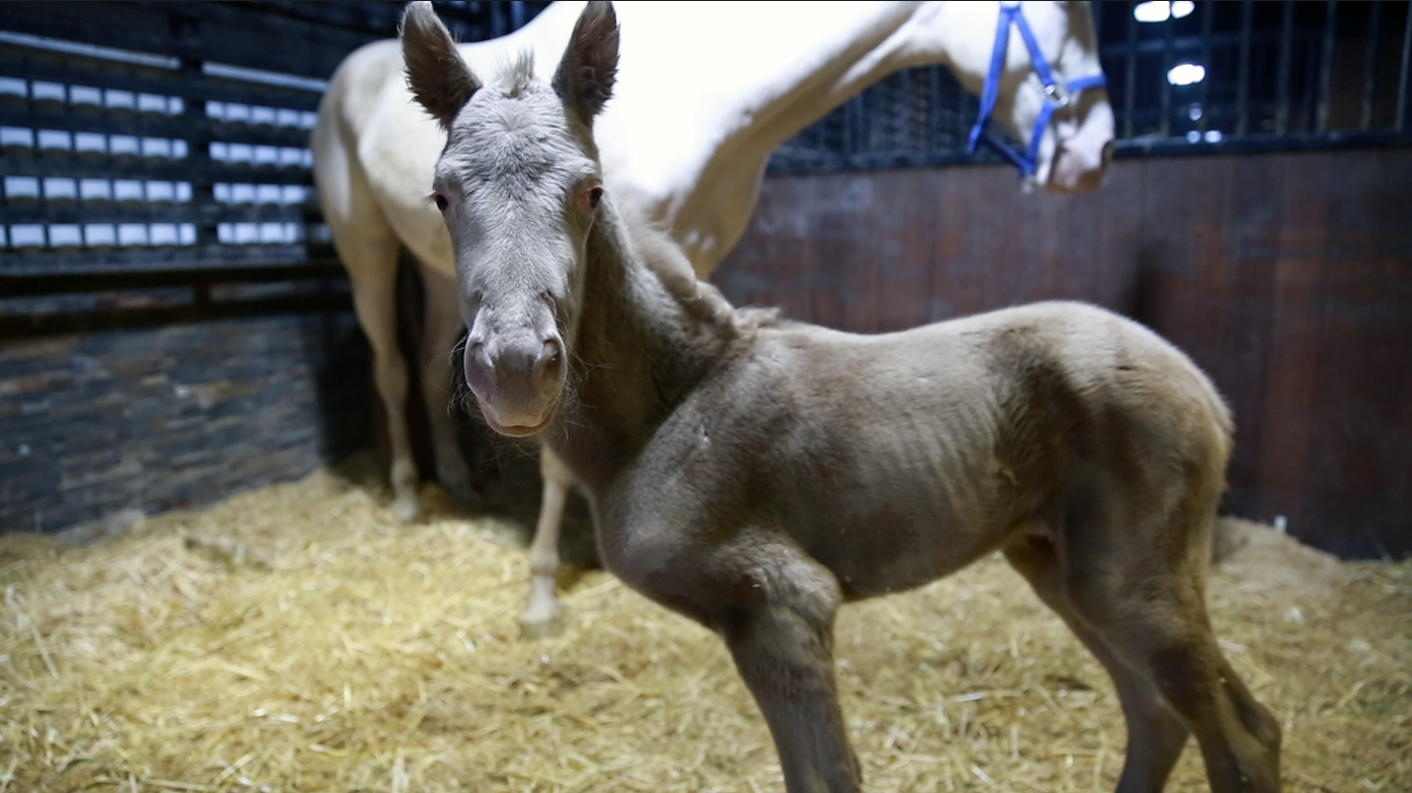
[692,541,861,793]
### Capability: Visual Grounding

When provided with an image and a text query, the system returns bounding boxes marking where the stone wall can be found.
[0,310,369,536]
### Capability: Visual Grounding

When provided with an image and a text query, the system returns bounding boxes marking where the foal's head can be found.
[401,0,618,437]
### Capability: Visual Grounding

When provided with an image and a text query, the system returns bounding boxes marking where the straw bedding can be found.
[2,458,1409,792]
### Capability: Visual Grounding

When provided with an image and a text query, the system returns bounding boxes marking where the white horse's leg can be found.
[346,250,421,521]
[314,104,423,522]
[520,448,572,638]
[416,263,478,503]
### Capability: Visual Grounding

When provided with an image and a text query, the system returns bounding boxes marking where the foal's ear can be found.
[400,0,481,131]
[553,0,619,122]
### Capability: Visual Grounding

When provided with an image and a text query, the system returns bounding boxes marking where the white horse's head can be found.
[933,1,1114,192]
[401,0,617,436]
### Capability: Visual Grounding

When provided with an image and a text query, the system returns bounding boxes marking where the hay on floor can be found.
[1,461,1409,792]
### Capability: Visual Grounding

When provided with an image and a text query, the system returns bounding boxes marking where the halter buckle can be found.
[1044,82,1071,108]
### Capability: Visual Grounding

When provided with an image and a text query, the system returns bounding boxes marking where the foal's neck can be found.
[550,205,736,489]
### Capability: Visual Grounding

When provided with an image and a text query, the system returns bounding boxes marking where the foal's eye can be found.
[433,194,449,212]
[587,186,603,208]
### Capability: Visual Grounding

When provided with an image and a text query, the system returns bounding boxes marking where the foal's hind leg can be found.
[1058,500,1281,793]
[1005,535,1190,793]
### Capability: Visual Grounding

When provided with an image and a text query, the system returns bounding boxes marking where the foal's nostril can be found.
[463,340,493,391]
[537,339,562,377]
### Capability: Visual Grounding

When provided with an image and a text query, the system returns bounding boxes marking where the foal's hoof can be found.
[518,609,566,641]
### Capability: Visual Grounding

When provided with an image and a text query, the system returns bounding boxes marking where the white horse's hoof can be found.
[392,495,420,522]
[519,605,565,640]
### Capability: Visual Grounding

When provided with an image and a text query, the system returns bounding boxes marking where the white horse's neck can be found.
[596,2,968,221]
[458,2,1009,271]
[434,2,1109,274]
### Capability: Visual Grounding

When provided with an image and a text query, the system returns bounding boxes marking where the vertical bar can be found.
[1124,0,1137,139]
[927,65,943,149]
[1161,4,1175,138]
[172,8,217,250]
[1198,0,1213,134]
[490,1,506,38]
[1276,1,1294,135]
[1303,17,1318,131]
[1318,1,1338,131]
[1362,1,1383,129]
[1399,0,1412,130]
[1238,1,1254,136]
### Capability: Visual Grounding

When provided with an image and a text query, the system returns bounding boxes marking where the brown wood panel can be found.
[873,169,933,332]
[1299,150,1412,558]
[712,149,1412,559]
[1257,154,1333,543]
[928,166,986,318]
[1210,154,1283,521]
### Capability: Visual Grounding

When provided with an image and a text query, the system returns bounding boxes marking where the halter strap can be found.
[966,2,1107,180]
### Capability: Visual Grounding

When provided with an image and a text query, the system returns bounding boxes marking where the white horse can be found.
[312,1,1114,634]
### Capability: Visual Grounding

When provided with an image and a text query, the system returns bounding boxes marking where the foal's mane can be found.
[492,51,538,97]
[619,208,781,337]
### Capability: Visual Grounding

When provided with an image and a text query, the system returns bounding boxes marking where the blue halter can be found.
[966,2,1108,180]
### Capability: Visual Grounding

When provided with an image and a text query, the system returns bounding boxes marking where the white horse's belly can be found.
[359,84,455,275]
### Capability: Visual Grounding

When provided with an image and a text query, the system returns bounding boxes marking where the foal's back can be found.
[683,301,1232,598]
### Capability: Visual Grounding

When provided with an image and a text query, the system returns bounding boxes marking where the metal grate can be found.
[770,1,1412,176]
[0,1,546,280]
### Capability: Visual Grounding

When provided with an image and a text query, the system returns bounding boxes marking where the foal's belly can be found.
[761,414,1024,600]
[776,461,1017,600]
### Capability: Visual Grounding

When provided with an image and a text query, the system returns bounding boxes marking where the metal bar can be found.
[926,65,942,147]
[1102,29,1300,59]
[0,155,312,184]
[1362,1,1383,129]
[0,47,323,110]
[0,244,325,277]
[0,204,308,226]
[1276,1,1294,135]
[0,262,345,298]
[1318,1,1338,132]
[1398,0,1412,130]
[171,6,219,251]
[1125,0,1137,139]
[1112,128,1412,156]
[491,2,507,38]
[1238,1,1254,136]
[1198,0,1213,134]
[1161,5,1175,138]
[1305,17,1319,131]
[0,106,311,147]
[0,293,353,340]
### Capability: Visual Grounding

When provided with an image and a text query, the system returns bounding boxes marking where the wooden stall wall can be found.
[713,148,1412,560]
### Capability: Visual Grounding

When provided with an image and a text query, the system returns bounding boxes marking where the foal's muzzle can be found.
[463,334,564,436]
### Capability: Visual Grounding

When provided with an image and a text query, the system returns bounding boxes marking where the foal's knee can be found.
[627,530,842,640]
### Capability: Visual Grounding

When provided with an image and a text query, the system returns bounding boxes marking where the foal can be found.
[400,3,1282,791]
